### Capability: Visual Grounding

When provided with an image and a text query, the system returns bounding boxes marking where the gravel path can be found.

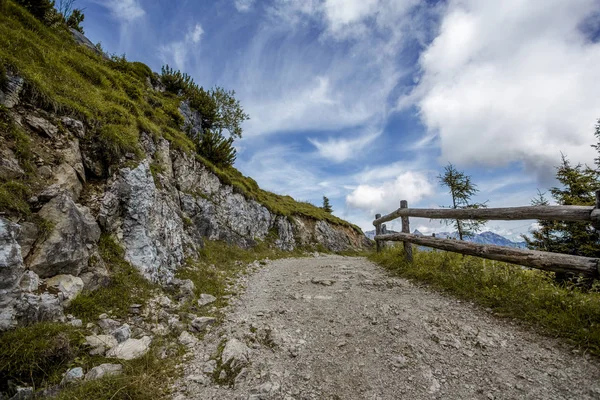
[174,255,600,400]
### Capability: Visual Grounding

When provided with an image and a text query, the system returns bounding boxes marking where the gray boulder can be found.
[106,336,152,360]
[221,338,250,370]
[0,218,24,290]
[85,363,123,381]
[61,367,84,384]
[85,334,118,356]
[0,72,24,108]
[0,148,25,180]
[111,324,131,343]
[16,222,38,259]
[190,316,216,332]
[45,274,84,305]
[25,115,58,138]
[27,193,100,278]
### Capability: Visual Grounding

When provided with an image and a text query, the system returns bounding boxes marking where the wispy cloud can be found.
[102,0,145,23]
[309,131,380,163]
[160,23,204,71]
[234,0,256,13]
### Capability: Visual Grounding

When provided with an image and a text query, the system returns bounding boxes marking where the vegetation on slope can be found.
[0,0,361,232]
[370,246,600,355]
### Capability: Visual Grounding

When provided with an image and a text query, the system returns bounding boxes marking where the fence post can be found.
[593,190,600,230]
[375,213,381,252]
[400,200,413,262]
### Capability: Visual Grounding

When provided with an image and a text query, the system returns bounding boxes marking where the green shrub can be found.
[197,129,236,167]
[0,322,83,391]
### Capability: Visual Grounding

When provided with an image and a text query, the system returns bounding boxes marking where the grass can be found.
[67,234,157,322]
[369,246,600,355]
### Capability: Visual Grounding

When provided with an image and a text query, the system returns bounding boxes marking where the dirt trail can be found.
[174,255,600,400]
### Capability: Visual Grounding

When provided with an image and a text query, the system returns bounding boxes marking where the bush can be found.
[14,0,55,21]
[197,129,237,168]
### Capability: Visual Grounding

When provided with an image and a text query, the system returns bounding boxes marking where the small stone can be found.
[190,316,216,332]
[105,336,152,360]
[85,334,118,355]
[85,363,123,381]
[45,274,84,305]
[178,331,198,347]
[310,277,335,286]
[198,293,217,307]
[98,318,121,333]
[70,319,83,328]
[61,367,84,384]
[221,338,250,369]
[111,324,131,343]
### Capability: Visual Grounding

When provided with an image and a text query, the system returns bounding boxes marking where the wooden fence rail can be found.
[373,191,600,277]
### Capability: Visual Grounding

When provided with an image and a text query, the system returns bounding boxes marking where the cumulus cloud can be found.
[309,131,380,163]
[160,23,204,71]
[410,0,600,178]
[102,0,145,23]
[346,171,435,215]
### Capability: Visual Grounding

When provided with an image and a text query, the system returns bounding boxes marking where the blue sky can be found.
[75,0,600,239]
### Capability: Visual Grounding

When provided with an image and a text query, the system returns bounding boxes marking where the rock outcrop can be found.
[0,72,370,331]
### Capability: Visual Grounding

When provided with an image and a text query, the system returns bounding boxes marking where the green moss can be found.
[370,246,600,355]
[0,181,32,215]
[0,322,84,391]
[67,234,157,321]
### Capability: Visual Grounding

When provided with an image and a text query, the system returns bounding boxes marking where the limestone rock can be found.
[98,318,121,333]
[16,222,38,259]
[13,292,65,326]
[98,161,187,283]
[178,331,198,347]
[221,338,250,369]
[314,220,352,252]
[0,218,24,290]
[25,115,58,138]
[179,100,203,141]
[0,72,24,108]
[198,293,217,307]
[27,193,100,278]
[19,270,40,292]
[0,147,25,180]
[61,367,84,384]
[61,117,86,138]
[85,363,123,381]
[275,216,295,251]
[45,274,84,305]
[60,139,86,183]
[190,316,216,332]
[85,334,118,355]
[111,324,131,343]
[106,336,152,360]
[38,163,82,201]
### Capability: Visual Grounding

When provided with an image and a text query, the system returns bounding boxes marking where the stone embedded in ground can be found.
[25,115,58,138]
[85,363,123,381]
[178,331,198,347]
[61,367,84,384]
[45,274,84,305]
[190,316,216,332]
[85,334,118,356]
[203,360,217,375]
[98,317,121,333]
[198,293,217,307]
[221,338,250,370]
[111,324,131,343]
[310,277,335,286]
[106,336,152,360]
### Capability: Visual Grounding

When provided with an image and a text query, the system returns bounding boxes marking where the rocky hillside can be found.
[0,1,369,334]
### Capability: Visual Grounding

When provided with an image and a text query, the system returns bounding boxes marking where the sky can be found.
[75,0,600,240]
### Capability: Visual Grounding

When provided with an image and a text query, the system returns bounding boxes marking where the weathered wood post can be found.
[375,213,382,252]
[593,190,600,230]
[400,200,413,262]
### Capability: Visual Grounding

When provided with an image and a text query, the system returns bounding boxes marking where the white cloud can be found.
[160,23,204,71]
[103,0,145,23]
[186,24,204,44]
[346,171,435,215]
[309,131,380,163]
[411,0,600,178]
[234,0,256,12]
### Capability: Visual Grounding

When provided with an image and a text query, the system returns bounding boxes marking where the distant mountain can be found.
[364,229,527,249]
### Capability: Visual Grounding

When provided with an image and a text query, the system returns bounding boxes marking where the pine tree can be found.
[438,163,487,240]
[322,196,333,213]
[525,155,600,258]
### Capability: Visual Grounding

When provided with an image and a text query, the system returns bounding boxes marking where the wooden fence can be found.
[373,191,600,277]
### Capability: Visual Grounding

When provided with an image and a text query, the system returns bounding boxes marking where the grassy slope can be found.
[0,0,361,233]
[370,246,600,355]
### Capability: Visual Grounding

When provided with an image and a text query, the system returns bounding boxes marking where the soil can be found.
[174,255,600,400]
